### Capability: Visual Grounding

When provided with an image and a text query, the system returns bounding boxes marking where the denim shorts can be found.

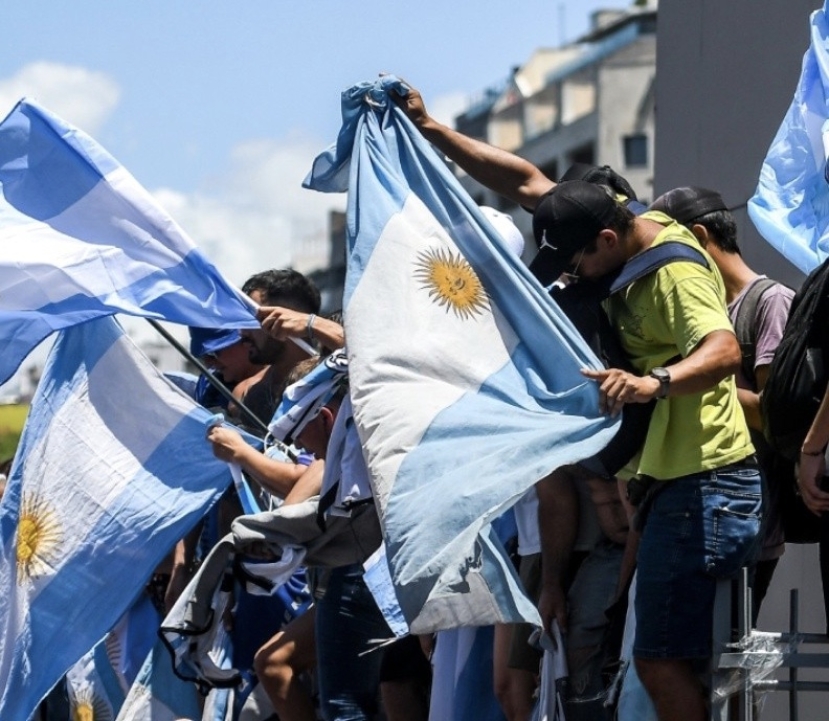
[634,461,762,659]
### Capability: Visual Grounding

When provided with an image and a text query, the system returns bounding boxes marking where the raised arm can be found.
[257,306,344,353]
[390,83,555,209]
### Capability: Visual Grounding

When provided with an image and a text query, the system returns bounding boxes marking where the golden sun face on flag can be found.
[16,494,63,585]
[415,248,488,320]
[71,685,112,721]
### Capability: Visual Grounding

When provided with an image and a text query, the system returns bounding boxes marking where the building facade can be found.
[454,5,657,257]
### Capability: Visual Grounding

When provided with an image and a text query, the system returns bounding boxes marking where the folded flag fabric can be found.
[305,75,619,632]
[0,98,258,386]
[749,1,829,273]
[0,316,233,721]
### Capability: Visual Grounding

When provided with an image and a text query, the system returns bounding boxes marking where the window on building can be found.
[623,134,648,168]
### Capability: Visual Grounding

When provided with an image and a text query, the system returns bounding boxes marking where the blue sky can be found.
[0,0,635,390]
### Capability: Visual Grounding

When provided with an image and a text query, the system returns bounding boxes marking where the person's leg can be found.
[379,636,431,721]
[492,624,536,721]
[634,658,706,721]
[253,607,317,721]
[316,564,392,721]
[633,476,715,721]
[564,539,624,721]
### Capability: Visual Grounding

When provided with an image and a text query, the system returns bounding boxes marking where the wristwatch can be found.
[649,367,671,399]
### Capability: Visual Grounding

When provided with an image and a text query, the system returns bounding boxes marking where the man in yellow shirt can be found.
[532,180,760,721]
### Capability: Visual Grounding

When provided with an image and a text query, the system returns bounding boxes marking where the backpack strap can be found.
[733,277,779,391]
[608,240,709,296]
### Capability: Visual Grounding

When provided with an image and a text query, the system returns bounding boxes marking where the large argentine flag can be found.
[0,98,258,386]
[749,1,829,274]
[0,316,233,721]
[305,76,618,632]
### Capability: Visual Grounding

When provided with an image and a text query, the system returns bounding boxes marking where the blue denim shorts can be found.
[634,462,762,659]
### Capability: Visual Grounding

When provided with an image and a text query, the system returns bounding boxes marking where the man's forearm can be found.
[417,117,554,209]
[663,330,741,397]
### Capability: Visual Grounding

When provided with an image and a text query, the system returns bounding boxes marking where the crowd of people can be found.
[29,81,829,721]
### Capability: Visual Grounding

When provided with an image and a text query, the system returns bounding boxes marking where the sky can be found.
[0,0,635,391]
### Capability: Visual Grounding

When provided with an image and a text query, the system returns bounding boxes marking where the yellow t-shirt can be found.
[604,213,754,480]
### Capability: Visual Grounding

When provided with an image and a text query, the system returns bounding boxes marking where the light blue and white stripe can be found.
[0,98,258,386]
[305,76,619,632]
[0,316,233,721]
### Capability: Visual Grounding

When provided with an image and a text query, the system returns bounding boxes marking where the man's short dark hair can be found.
[649,186,739,254]
[242,269,321,313]
[692,210,741,255]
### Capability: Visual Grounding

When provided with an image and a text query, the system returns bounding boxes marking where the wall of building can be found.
[655,0,817,288]
[596,33,656,201]
[655,3,828,717]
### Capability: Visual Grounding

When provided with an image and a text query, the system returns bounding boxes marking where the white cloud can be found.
[152,130,344,289]
[0,61,120,134]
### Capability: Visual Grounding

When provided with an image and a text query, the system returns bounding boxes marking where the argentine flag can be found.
[0,316,234,721]
[305,76,618,632]
[749,1,829,273]
[0,98,258,387]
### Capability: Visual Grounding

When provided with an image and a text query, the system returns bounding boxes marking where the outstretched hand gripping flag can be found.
[749,1,829,273]
[305,76,618,632]
[0,98,258,386]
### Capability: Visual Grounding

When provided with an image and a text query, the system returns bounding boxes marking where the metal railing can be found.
[712,573,829,721]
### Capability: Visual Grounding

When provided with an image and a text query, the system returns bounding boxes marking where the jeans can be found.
[315,563,393,721]
[635,462,762,659]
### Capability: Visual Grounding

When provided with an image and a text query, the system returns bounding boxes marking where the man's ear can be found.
[319,406,336,436]
[598,228,619,249]
[689,223,710,247]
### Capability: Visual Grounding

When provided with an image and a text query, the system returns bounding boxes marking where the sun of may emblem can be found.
[16,493,62,585]
[414,247,488,319]
[71,685,113,721]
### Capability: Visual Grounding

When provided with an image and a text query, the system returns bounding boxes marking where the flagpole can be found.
[146,319,271,436]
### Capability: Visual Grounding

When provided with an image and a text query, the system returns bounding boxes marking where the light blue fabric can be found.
[0,98,258,386]
[0,316,232,720]
[749,2,829,273]
[305,76,619,632]
[116,637,204,721]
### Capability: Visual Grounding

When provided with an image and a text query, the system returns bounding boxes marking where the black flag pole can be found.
[146,319,270,436]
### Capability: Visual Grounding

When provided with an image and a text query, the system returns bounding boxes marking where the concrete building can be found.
[454,4,658,255]
[655,2,827,717]
[306,209,347,317]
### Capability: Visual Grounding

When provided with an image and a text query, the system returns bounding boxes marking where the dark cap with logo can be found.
[529,180,619,285]
[649,186,728,226]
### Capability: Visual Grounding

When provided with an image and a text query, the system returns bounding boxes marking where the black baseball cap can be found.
[560,163,638,201]
[530,180,619,285]
[649,186,728,225]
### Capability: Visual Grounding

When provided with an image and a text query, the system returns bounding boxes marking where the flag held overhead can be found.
[305,76,619,632]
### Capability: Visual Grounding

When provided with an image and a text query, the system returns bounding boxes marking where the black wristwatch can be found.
[649,367,671,399]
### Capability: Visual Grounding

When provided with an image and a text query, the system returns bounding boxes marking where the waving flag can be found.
[0,98,258,386]
[749,1,829,273]
[0,316,233,721]
[305,76,618,632]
